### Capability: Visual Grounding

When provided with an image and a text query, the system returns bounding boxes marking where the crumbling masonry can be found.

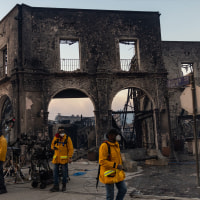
[1,4,196,154]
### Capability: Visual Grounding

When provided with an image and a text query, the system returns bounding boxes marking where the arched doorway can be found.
[0,96,14,144]
[48,89,96,149]
[112,87,155,149]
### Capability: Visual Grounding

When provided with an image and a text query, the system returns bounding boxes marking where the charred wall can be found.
[162,41,200,150]
[0,4,168,149]
[21,5,164,73]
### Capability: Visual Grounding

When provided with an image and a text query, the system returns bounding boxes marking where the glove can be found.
[68,158,72,163]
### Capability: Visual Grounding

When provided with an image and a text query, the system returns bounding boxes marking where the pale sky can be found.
[1,0,200,120]
[1,0,200,41]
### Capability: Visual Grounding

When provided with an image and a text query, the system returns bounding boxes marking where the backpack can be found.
[54,135,68,147]
[96,141,110,189]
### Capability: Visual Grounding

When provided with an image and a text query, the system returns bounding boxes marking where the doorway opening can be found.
[48,89,95,150]
[0,96,14,144]
[112,87,154,149]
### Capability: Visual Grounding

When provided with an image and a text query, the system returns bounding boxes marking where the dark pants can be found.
[0,161,6,191]
[105,180,127,200]
[53,163,68,186]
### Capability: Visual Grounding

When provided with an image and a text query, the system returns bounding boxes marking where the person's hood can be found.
[106,140,119,146]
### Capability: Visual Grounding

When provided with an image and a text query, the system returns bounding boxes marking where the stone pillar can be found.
[95,78,110,146]
[94,109,110,147]
[108,109,113,128]
[94,110,100,147]
[43,111,49,138]
[153,108,162,150]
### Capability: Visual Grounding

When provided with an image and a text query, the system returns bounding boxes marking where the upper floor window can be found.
[181,63,193,76]
[60,39,80,72]
[119,40,138,71]
[0,47,7,77]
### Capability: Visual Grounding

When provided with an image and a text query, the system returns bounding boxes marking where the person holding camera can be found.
[50,127,74,192]
[0,130,7,194]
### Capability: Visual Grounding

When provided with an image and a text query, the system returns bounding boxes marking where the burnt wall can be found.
[0,4,168,149]
[21,4,164,73]
[162,41,200,80]
[162,41,200,140]
[0,5,19,76]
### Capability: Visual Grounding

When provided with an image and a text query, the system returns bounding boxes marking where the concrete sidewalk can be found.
[1,160,200,200]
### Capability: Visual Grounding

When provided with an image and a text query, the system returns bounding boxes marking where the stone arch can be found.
[0,95,14,144]
[0,5,170,154]
[47,87,96,149]
[110,86,159,150]
[109,86,155,110]
[48,87,96,111]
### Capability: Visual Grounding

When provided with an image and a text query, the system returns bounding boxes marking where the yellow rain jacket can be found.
[99,141,125,184]
[0,135,7,162]
[51,133,74,164]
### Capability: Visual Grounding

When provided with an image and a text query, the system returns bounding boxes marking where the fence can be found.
[60,59,132,72]
[60,59,80,71]
[120,59,131,71]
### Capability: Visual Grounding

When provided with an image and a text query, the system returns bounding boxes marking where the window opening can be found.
[60,40,80,71]
[3,48,7,75]
[0,47,7,77]
[181,63,193,76]
[119,41,138,71]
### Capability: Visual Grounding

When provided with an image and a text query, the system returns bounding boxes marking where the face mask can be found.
[60,133,65,137]
[116,135,121,141]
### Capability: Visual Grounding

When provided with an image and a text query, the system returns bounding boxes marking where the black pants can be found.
[0,161,6,190]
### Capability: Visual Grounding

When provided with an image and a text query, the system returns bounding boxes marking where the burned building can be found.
[0,4,170,153]
[162,41,200,154]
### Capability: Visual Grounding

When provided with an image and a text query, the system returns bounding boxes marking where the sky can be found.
[1,0,200,41]
[1,0,200,120]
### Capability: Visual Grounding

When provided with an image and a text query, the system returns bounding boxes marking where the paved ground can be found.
[1,158,200,200]
[127,162,200,199]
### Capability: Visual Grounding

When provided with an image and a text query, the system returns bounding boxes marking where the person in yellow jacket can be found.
[50,126,74,192]
[0,131,7,194]
[99,128,127,200]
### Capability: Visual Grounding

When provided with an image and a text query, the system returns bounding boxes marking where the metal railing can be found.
[60,59,136,72]
[120,59,131,71]
[60,59,80,72]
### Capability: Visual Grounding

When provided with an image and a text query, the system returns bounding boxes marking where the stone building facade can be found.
[162,41,200,153]
[0,4,169,150]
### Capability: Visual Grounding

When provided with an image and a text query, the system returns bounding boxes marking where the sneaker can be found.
[50,185,59,192]
[62,184,66,192]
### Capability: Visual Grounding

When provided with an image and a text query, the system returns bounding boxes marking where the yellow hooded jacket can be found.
[99,141,125,184]
[0,135,7,162]
[51,133,74,164]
